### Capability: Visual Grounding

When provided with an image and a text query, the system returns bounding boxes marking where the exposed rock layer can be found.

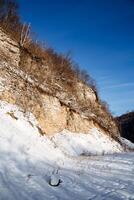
[0,28,118,136]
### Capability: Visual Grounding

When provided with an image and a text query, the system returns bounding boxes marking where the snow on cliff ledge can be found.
[0,101,134,200]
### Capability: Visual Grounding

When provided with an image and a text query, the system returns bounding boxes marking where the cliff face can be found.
[0,28,118,137]
[0,29,20,65]
[0,60,95,135]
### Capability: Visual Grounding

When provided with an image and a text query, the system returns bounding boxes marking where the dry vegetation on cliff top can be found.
[0,0,97,92]
[0,0,119,138]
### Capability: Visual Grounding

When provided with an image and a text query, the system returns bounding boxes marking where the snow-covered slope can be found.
[50,129,123,156]
[0,101,134,200]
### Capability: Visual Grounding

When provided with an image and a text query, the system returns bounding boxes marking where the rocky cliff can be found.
[0,28,118,137]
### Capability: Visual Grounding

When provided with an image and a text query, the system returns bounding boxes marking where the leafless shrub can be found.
[0,0,22,41]
[20,23,31,47]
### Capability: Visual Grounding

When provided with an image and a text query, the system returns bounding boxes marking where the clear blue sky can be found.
[19,0,134,116]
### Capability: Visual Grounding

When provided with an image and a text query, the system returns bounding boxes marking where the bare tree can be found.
[20,23,31,47]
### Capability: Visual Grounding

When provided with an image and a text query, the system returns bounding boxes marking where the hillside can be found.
[0,27,119,139]
[1,18,134,200]
[116,112,134,143]
[0,24,134,200]
[1,1,134,199]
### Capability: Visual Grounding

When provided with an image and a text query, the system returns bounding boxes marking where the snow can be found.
[50,129,123,156]
[120,137,134,150]
[0,101,134,200]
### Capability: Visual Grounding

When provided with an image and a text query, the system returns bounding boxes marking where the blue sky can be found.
[19,0,134,116]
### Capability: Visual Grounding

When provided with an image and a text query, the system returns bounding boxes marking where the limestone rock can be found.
[0,29,20,66]
[0,28,118,137]
[76,82,96,103]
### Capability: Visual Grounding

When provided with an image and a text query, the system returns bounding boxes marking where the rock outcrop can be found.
[0,27,119,137]
[0,29,20,65]
[0,61,95,134]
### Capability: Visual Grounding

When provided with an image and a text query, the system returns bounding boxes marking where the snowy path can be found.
[0,101,134,200]
[0,151,134,200]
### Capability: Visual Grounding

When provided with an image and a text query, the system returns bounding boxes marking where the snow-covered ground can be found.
[0,101,134,200]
